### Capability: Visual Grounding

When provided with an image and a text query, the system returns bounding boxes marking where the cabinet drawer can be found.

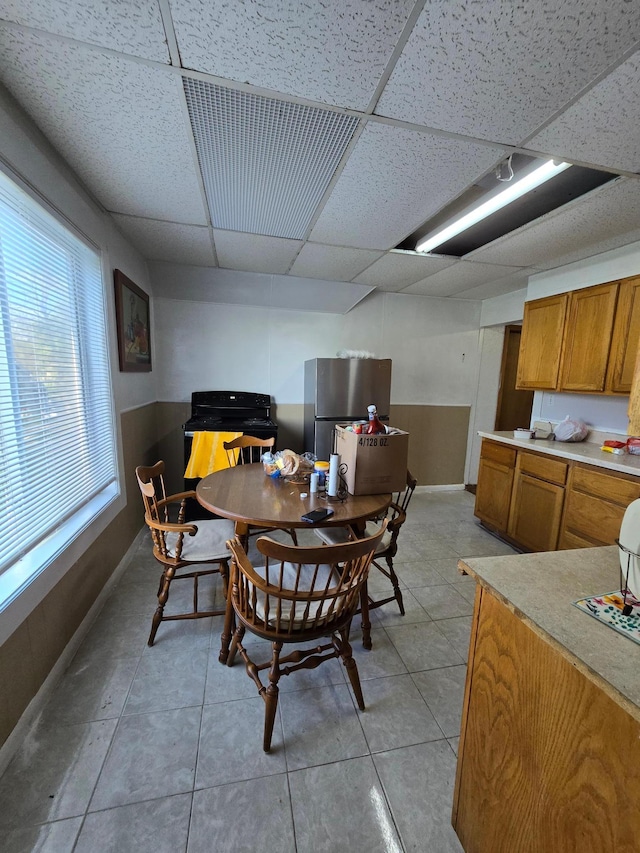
[571,465,640,507]
[481,441,516,468]
[518,451,567,486]
[557,529,597,550]
[561,490,626,546]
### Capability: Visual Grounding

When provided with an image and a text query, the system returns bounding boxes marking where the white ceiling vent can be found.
[183,79,359,239]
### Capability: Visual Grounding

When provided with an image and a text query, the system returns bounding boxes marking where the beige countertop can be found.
[479,429,640,477]
[459,546,640,719]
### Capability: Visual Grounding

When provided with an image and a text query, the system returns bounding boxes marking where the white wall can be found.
[480,288,527,327]
[528,240,640,300]
[532,392,631,435]
[154,287,482,407]
[465,326,505,483]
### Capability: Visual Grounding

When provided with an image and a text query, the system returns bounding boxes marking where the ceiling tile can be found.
[0,26,208,223]
[526,54,640,173]
[353,251,455,291]
[454,268,538,301]
[376,0,640,145]
[111,215,216,266]
[404,261,524,297]
[0,0,170,61]
[149,262,373,314]
[469,178,640,270]
[289,244,383,281]
[271,274,374,314]
[213,230,302,274]
[310,122,504,250]
[170,0,415,109]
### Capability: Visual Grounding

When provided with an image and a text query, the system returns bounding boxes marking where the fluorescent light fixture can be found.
[416,159,571,254]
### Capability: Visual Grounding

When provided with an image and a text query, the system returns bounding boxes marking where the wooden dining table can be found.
[196,463,391,649]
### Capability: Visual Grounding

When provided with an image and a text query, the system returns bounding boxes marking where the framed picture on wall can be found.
[113,269,152,372]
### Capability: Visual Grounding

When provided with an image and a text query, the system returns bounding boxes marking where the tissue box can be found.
[334,425,409,495]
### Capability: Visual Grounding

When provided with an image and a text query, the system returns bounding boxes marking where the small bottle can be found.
[366,404,385,435]
[314,460,330,491]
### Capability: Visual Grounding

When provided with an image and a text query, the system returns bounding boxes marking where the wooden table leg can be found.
[234,521,250,554]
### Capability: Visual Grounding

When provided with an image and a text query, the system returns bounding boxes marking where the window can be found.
[0,169,118,608]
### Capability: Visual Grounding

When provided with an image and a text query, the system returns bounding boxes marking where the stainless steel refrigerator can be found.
[304,358,392,460]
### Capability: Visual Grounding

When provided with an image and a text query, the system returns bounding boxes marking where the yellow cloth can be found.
[185,431,243,478]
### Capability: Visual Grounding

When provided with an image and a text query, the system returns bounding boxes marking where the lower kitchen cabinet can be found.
[474,441,515,533]
[558,463,640,549]
[507,451,567,552]
[475,438,640,553]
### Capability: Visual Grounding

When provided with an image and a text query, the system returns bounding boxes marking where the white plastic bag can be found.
[554,415,589,442]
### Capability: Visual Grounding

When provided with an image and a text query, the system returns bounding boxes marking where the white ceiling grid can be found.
[183,78,360,239]
[0,0,638,308]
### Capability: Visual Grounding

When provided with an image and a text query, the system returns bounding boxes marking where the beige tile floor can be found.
[0,489,518,852]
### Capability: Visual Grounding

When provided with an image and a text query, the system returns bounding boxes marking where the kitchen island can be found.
[452,546,640,853]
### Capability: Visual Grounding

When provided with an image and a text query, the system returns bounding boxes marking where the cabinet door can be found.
[607,274,640,394]
[516,294,568,390]
[560,282,618,392]
[508,472,564,552]
[474,442,516,532]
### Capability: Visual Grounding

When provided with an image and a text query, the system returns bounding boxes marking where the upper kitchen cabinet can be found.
[606,275,640,394]
[516,275,640,395]
[516,293,568,390]
[559,282,618,392]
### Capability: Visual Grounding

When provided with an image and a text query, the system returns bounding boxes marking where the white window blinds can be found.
[0,170,117,584]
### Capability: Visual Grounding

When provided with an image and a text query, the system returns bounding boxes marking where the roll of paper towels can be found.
[328,453,340,497]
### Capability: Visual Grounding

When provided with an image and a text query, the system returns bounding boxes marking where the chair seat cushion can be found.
[166,518,235,561]
[251,561,343,628]
[315,521,390,554]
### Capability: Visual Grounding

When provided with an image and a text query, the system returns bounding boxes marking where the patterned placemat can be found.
[573,589,640,645]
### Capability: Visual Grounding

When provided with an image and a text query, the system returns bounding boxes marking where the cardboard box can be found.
[334,425,409,495]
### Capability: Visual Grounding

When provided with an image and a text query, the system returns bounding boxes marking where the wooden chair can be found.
[223,435,298,545]
[223,435,276,466]
[221,522,387,752]
[136,461,235,646]
[313,470,417,619]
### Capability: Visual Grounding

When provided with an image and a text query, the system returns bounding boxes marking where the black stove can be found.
[183,390,277,437]
[183,391,278,518]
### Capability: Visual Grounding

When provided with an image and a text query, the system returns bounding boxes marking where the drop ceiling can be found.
[0,0,638,304]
